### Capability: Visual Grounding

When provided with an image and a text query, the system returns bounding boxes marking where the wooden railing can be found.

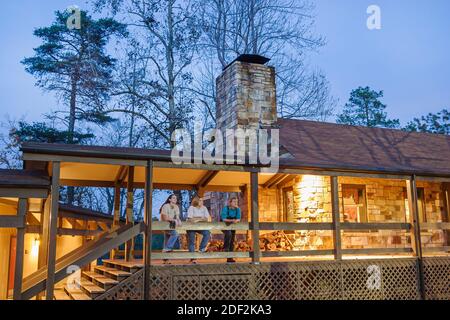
[149,221,418,260]
[21,222,145,300]
[340,222,414,255]
[420,222,450,253]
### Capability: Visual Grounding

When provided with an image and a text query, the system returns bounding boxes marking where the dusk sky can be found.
[0,0,449,125]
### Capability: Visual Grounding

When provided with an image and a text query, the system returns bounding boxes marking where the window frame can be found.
[341,184,368,223]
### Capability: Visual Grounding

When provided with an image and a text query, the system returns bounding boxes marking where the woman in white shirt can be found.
[160,194,182,253]
[187,196,211,263]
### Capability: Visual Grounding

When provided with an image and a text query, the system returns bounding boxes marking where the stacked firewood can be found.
[235,240,251,252]
[206,239,251,252]
[207,240,224,252]
[259,231,294,251]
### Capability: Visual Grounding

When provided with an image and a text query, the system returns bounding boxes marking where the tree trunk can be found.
[166,0,176,146]
[67,77,78,205]
[68,78,77,144]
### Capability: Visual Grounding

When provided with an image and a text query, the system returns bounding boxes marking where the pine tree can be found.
[337,86,399,128]
[22,10,127,144]
[404,109,450,135]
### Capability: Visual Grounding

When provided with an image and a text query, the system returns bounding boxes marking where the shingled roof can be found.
[21,120,450,177]
[0,169,50,189]
[278,118,450,176]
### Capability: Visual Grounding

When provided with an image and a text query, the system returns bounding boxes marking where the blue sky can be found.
[0,0,449,125]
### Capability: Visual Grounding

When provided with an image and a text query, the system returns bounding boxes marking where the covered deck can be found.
[3,141,449,300]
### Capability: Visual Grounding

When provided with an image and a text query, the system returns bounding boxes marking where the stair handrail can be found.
[22,222,145,300]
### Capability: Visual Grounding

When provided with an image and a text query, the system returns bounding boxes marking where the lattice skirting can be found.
[97,257,450,300]
[423,256,450,300]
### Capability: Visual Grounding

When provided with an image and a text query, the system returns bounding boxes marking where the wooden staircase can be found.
[54,260,144,300]
[22,222,144,300]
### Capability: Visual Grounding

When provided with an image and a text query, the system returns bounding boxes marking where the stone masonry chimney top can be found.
[223,54,270,71]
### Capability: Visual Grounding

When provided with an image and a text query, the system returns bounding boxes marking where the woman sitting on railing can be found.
[160,194,182,258]
[186,196,211,264]
[221,196,241,263]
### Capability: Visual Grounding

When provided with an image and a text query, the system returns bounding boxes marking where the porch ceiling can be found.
[58,162,276,188]
[0,197,43,215]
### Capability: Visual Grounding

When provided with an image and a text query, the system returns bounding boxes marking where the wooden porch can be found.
[0,142,449,300]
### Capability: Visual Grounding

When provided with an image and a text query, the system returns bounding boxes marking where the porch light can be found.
[31,237,40,257]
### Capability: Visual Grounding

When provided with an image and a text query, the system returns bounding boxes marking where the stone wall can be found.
[339,177,407,223]
[416,181,448,248]
[293,175,332,223]
[258,188,279,222]
[256,176,449,250]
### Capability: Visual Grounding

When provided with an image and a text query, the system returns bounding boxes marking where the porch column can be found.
[330,176,342,260]
[13,198,28,300]
[442,183,450,247]
[143,160,153,300]
[46,161,60,300]
[250,170,260,264]
[37,196,50,300]
[125,166,135,262]
[406,175,425,299]
[110,184,121,259]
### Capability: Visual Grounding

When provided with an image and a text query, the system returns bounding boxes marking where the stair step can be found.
[53,289,71,300]
[83,271,118,289]
[75,278,105,296]
[95,265,131,279]
[64,287,92,300]
[102,259,143,273]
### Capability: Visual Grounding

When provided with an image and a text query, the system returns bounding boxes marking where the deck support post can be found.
[143,160,153,300]
[406,175,425,299]
[442,183,450,247]
[250,170,260,264]
[13,198,27,300]
[331,176,342,260]
[46,161,60,300]
[125,166,135,262]
[110,184,121,259]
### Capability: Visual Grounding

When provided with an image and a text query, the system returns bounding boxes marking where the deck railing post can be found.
[143,160,153,300]
[250,170,260,264]
[330,176,342,260]
[13,198,27,300]
[406,175,425,299]
[125,166,135,261]
[110,184,121,259]
[46,161,60,300]
[443,182,450,247]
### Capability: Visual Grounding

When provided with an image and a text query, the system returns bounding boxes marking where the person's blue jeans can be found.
[164,230,179,250]
[187,230,211,252]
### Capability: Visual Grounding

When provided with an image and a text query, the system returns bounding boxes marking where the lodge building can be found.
[0,55,449,300]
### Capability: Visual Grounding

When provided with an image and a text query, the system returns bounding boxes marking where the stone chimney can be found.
[216,54,277,131]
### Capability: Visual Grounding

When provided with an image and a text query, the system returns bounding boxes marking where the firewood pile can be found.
[206,240,224,252]
[206,239,251,252]
[235,240,251,252]
[259,231,294,251]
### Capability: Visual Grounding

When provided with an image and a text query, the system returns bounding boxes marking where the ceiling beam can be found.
[276,174,297,188]
[114,165,128,185]
[262,173,286,189]
[196,171,219,190]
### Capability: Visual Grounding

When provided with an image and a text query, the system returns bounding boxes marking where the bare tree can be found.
[96,0,200,148]
[196,0,335,121]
